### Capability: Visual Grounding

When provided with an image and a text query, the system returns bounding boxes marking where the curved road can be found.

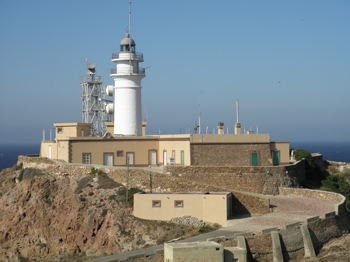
[85,228,242,262]
[86,194,339,262]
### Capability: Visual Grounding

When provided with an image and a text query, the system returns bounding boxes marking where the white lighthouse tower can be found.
[110,2,145,136]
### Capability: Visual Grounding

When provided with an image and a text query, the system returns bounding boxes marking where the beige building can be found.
[134,192,233,225]
[40,122,290,167]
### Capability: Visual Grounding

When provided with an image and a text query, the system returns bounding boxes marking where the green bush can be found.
[320,175,350,211]
[13,162,23,170]
[198,223,221,233]
[90,167,99,176]
[118,187,144,206]
[295,149,314,167]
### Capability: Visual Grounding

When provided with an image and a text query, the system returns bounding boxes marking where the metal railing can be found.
[79,76,103,84]
[110,67,145,75]
[111,52,143,60]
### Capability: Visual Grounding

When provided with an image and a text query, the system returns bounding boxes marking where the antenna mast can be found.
[128,0,132,35]
[80,64,113,136]
[235,99,241,135]
[236,99,239,123]
[198,95,201,134]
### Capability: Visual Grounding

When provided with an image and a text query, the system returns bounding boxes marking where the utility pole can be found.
[126,156,129,204]
[149,173,152,193]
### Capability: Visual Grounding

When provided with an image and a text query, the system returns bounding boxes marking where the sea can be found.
[0,143,40,171]
[0,141,350,171]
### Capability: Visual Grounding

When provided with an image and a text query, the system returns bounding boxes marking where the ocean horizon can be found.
[1,141,350,171]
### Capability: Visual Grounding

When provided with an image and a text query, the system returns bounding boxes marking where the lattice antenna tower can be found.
[80,63,114,137]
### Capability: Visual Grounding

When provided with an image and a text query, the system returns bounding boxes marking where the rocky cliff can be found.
[0,167,196,262]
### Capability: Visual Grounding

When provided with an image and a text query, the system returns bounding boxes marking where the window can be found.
[180,151,184,165]
[82,153,91,164]
[163,151,167,166]
[117,150,124,157]
[174,200,184,208]
[152,200,161,207]
[57,128,63,134]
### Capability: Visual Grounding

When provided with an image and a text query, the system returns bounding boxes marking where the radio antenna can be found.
[128,1,132,35]
[236,99,239,123]
[128,1,132,71]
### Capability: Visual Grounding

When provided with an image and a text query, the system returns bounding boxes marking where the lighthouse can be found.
[110,32,145,136]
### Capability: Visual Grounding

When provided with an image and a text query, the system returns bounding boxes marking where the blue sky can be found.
[0,0,349,144]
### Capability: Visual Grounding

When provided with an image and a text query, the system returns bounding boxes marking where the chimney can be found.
[235,122,241,135]
[217,122,224,135]
[142,121,147,136]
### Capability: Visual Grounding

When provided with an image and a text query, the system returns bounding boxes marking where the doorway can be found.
[149,150,157,165]
[104,153,113,166]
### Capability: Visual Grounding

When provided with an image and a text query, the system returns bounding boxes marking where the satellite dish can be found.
[103,132,113,139]
[106,85,114,96]
[87,63,96,70]
[106,103,114,114]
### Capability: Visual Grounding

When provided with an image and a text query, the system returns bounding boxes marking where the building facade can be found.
[40,122,290,167]
[134,192,233,225]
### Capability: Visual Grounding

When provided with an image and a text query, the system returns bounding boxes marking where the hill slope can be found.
[0,168,196,261]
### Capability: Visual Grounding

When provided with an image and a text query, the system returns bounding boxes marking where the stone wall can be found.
[223,189,349,261]
[190,143,272,166]
[231,191,270,216]
[279,187,350,233]
[279,187,344,203]
[164,160,305,195]
[17,156,270,216]
[240,215,345,261]
[312,153,325,171]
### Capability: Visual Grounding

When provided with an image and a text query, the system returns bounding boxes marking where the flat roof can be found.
[137,192,231,195]
[166,241,222,248]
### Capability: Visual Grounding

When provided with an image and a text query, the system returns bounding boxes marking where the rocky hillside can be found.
[0,167,199,262]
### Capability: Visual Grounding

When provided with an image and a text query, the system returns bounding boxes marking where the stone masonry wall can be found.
[231,190,270,216]
[312,154,325,171]
[225,189,349,261]
[17,156,270,215]
[242,215,344,261]
[279,187,350,232]
[17,156,350,259]
[191,144,272,166]
[164,160,305,195]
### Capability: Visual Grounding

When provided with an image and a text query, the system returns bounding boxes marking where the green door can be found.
[251,153,258,166]
[180,151,184,165]
[272,151,279,166]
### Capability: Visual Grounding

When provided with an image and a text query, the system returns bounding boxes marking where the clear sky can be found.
[0,0,349,144]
